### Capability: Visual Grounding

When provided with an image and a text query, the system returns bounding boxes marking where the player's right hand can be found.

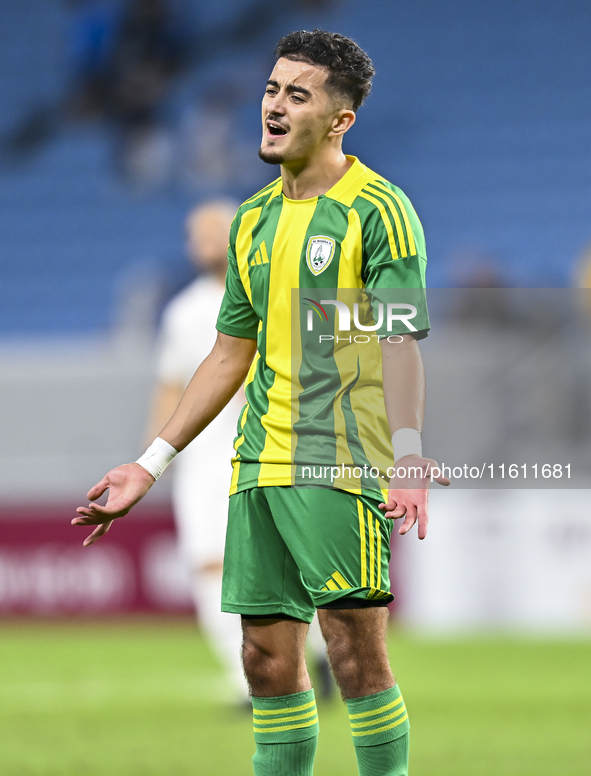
[72,463,155,547]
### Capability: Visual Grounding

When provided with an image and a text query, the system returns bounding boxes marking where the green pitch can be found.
[1,621,589,775]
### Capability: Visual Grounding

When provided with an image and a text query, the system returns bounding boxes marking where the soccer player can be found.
[74,29,449,776]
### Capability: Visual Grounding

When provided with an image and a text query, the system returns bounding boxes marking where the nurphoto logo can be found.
[303,298,418,343]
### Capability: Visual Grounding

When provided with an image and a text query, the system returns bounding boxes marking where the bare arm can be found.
[380,334,425,435]
[157,332,255,451]
[379,335,449,539]
[144,381,185,448]
[73,332,257,545]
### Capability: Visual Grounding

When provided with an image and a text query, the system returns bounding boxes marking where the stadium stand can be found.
[1,0,590,338]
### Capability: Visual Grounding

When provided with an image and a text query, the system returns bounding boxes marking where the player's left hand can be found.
[378,454,450,540]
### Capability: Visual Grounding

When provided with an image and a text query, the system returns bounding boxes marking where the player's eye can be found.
[265,88,277,96]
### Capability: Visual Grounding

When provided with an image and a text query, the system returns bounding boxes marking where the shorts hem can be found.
[221,602,314,623]
[317,597,390,609]
[315,589,394,608]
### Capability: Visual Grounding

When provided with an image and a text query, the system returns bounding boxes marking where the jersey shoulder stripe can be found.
[365,180,418,257]
[241,178,282,208]
[230,179,282,257]
[371,178,425,259]
[352,174,423,261]
[355,185,404,260]
[361,183,411,258]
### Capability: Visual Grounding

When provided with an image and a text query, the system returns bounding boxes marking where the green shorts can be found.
[221,485,394,623]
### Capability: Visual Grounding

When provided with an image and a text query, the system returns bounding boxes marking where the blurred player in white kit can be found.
[147,200,249,701]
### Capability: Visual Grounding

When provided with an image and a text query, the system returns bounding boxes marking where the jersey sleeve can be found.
[361,186,430,339]
[216,225,260,339]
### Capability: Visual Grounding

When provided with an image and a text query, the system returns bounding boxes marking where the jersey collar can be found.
[324,155,368,205]
[279,155,366,205]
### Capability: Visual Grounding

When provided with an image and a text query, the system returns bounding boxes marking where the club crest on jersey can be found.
[306,236,335,276]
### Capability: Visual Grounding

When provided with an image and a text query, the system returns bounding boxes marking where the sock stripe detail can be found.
[253,690,319,745]
[347,687,409,748]
[349,696,404,719]
[351,712,409,737]
[254,715,319,734]
[254,708,318,726]
[350,705,407,729]
[253,699,316,716]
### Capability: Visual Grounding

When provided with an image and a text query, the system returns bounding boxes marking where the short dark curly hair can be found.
[274,29,375,112]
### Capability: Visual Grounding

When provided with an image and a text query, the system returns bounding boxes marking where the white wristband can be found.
[136,437,178,479]
[391,428,422,463]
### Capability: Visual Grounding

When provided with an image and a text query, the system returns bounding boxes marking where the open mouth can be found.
[267,120,288,137]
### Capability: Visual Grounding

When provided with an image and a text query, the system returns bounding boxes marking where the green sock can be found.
[347,685,410,776]
[251,689,319,776]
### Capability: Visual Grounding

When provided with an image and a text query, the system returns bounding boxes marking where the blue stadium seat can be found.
[1,0,590,334]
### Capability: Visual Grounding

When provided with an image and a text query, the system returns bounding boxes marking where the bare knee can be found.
[242,634,290,693]
[318,607,394,699]
[241,618,311,697]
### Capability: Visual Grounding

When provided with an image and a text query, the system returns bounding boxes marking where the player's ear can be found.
[329,108,356,138]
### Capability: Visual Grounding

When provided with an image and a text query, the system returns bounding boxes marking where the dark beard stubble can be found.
[258,146,284,165]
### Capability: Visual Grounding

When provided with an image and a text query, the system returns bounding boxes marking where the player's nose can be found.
[269,94,287,115]
[268,104,286,118]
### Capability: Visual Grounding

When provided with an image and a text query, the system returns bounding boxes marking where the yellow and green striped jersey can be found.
[216,156,429,498]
